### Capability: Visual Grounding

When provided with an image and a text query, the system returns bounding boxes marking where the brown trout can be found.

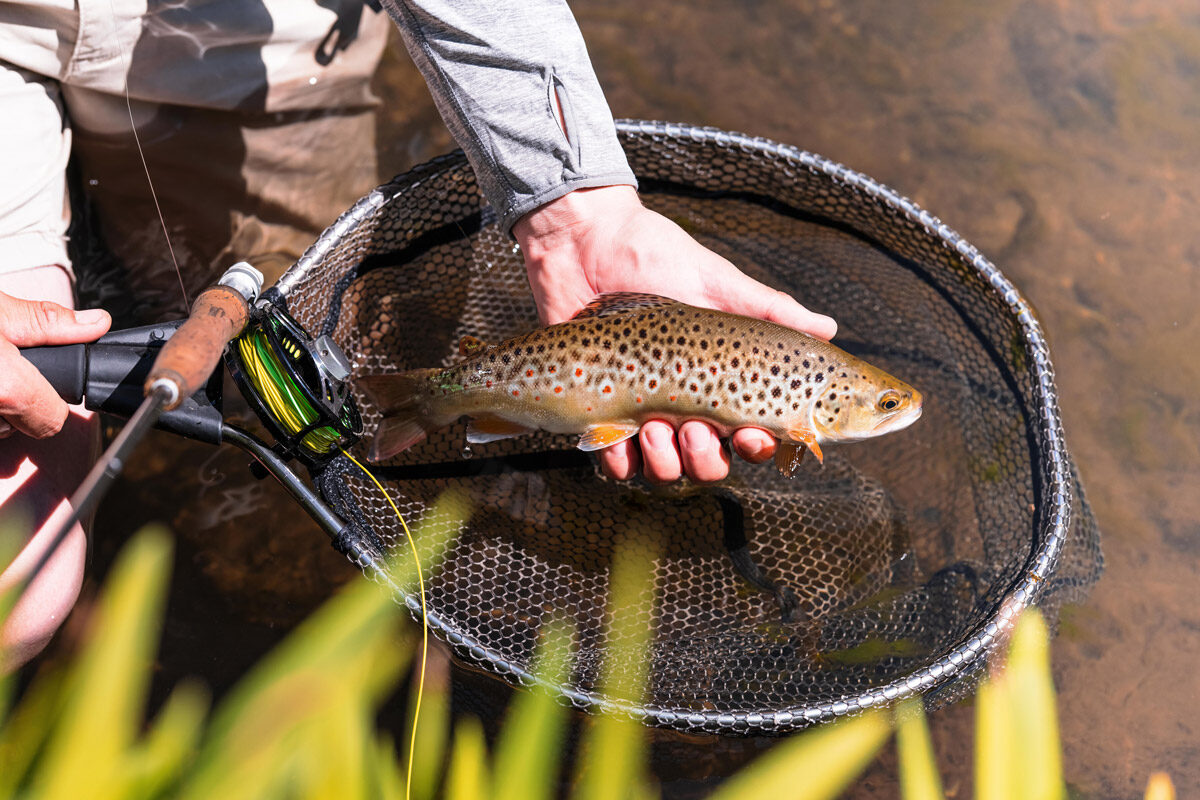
[360,293,922,474]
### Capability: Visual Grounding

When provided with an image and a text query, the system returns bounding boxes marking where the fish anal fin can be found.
[787,428,824,465]
[571,293,676,320]
[458,335,489,357]
[465,415,534,444]
[577,423,640,452]
[774,441,806,477]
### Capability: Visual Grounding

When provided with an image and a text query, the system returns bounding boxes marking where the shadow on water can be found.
[63,2,1200,798]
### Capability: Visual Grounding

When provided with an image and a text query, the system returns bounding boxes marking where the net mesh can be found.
[273,121,1101,735]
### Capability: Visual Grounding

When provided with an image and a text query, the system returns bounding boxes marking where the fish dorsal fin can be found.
[571,293,677,320]
[576,423,640,452]
[458,335,490,357]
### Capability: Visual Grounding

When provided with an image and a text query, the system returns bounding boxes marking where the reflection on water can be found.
[80,1,1199,797]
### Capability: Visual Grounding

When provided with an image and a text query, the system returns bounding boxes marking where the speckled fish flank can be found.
[360,293,922,475]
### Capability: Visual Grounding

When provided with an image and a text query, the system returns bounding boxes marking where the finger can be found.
[731,428,777,464]
[678,421,730,483]
[0,341,70,438]
[639,421,681,484]
[0,292,111,347]
[599,437,640,481]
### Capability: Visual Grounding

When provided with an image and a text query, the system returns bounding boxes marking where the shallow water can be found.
[77,1,1199,796]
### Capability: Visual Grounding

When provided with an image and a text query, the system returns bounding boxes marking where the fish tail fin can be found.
[357,370,439,461]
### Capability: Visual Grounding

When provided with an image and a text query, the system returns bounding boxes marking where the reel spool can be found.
[226,303,363,465]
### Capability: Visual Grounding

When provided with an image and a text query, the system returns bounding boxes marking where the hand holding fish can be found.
[512,185,839,483]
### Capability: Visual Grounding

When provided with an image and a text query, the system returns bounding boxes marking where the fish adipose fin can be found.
[571,293,677,320]
[357,371,438,462]
[466,415,535,444]
[576,423,641,451]
[458,335,490,357]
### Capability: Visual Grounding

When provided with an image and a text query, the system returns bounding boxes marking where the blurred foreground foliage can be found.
[0,500,1175,800]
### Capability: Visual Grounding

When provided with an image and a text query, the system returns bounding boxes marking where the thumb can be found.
[704,266,838,341]
[0,292,111,347]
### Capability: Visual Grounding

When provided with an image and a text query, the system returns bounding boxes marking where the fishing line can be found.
[343,450,428,800]
[105,0,189,309]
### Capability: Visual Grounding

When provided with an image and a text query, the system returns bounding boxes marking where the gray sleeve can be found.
[379,0,637,233]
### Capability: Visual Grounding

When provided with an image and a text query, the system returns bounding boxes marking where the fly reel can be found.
[226,303,363,465]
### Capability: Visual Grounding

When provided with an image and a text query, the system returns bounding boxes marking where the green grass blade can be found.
[1144,772,1176,800]
[894,698,944,800]
[0,666,68,798]
[573,547,656,800]
[120,681,210,798]
[975,669,1014,800]
[28,526,173,800]
[1006,611,1065,800]
[445,716,490,800]
[492,622,573,800]
[403,651,451,800]
[709,711,891,800]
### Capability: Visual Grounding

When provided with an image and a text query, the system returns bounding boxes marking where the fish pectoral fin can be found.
[787,428,824,465]
[774,441,806,477]
[576,423,641,452]
[465,415,535,444]
[457,335,489,357]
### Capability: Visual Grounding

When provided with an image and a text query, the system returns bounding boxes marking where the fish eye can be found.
[877,391,903,413]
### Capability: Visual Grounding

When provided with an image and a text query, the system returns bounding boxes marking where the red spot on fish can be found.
[486,381,493,388]
[575,368,583,377]
[512,390,520,397]
[636,396,643,403]
[649,379,658,389]
[669,395,677,401]
[535,395,541,401]
[526,369,534,377]
[554,386,563,394]
[709,366,718,375]
[676,362,683,373]
[626,364,635,372]
[712,400,719,408]
[587,406,593,412]
[603,386,613,394]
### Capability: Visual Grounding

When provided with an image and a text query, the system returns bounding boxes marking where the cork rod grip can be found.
[145,284,251,409]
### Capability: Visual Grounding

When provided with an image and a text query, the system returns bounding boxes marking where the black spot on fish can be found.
[716,338,725,346]
[772,387,782,398]
[770,365,780,376]
[732,341,742,349]
[815,401,822,408]
[791,379,802,390]
[582,337,591,346]
[731,357,740,368]
[676,336,686,345]
[618,343,628,354]
[501,354,510,364]
[728,382,737,391]
[692,324,701,332]
[805,388,813,398]
[758,408,766,416]
[652,348,662,359]
[700,340,709,350]
[815,374,824,383]
[783,355,791,363]
[803,359,810,368]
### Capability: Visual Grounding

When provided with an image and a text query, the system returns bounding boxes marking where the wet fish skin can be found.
[361,293,922,473]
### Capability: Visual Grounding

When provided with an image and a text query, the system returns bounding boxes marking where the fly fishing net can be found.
[269,120,1101,735]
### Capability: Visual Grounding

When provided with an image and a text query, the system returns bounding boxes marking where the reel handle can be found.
[145,263,262,409]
